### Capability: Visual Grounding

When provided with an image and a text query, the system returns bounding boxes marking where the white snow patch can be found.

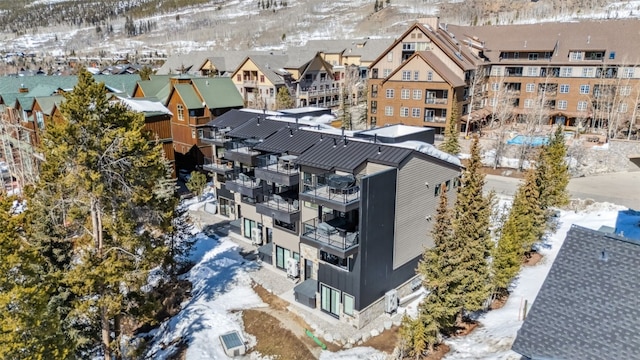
[320,346,387,360]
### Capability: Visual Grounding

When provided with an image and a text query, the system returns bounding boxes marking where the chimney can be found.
[18,84,28,93]
[373,133,378,143]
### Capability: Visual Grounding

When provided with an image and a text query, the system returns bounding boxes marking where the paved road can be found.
[485,172,640,210]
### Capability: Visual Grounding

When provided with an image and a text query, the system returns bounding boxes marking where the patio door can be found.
[320,283,340,318]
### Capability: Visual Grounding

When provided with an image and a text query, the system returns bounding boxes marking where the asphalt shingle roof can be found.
[173,84,204,109]
[191,78,244,109]
[512,225,640,360]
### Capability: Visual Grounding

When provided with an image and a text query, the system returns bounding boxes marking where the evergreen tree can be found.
[451,136,492,316]
[139,65,154,81]
[32,69,176,358]
[536,126,570,211]
[439,98,461,155]
[492,169,544,291]
[340,87,352,130]
[0,197,73,359]
[186,171,207,201]
[275,86,294,109]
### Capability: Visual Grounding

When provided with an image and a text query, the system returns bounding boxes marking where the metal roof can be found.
[512,225,640,360]
[173,84,204,109]
[191,78,244,109]
[227,118,288,140]
[207,109,262,130]
[253,126,337,155]
[295,137,413,172]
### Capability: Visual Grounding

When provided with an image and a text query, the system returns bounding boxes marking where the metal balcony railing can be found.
[261,195,300,214]
[256,155,299,175]
[302,183,360,204]
[302,218,359,250]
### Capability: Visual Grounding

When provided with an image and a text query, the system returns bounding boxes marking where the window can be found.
[427,71,433,81]
[236,74,241,81]
[177,104,184,120]
[579,85,590,94]
[197,129,204,139]
[526,83,535,92]
[321,284,340,317]
[387,52,393,62]
[513,52,520,59]
[412,108,420,118]
[524,99,534,108]
[370,100,377,113]
[35,111,44,129]
[383,68,392,77]
[414,71,419,81]
[260,75,265,83]
[489,97,497,107]
[385,89,394,98]
[244,219,257,239]
[544,52,551,59]
[560,84,570,93]
[527,67,537,76]
[412,89,422,100]
[619,103,628,113]
[491,82,500,91]
[275,245,291,270]
[577,101,588,111]
[343,293,355,316]
[384,106,393,116]
[560,67,573,77]
[453,176,461,188]
[400,107,409,117]
[570,51,583,61]
[434,183,441,196]
[582,68,594,77]
[557,100,568,110]
[401,89,410,99]
[528,53,538,60]
[490,67,502,76]
[623,67,635,78]
[402,71,411,81]
[620,86,632,96]
[609,51,616,59]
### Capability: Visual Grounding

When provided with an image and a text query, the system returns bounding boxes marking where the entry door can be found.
[305,259,313,280]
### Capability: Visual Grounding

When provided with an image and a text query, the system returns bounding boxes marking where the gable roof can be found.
[135,75,172,99]
[295,137,413,172]
[191,78,244,109]
[512,225,640,360]
[172,84,204,109]
[34,95,64,115]
[0,74,140,97]
[235,55,289,85]
[207,109,267,130]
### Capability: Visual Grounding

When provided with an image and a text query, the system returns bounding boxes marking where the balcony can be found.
[225,173,264,198]
[202,158,235,175]
[200,129,230,146]
[425,97,448,105]
[424,116,447,123]
[299,175,360,213]
[224,140,261,166]
[298,88,341,99]
[254,154,300,186]
[256,195,300,224]
[301,218,359,258]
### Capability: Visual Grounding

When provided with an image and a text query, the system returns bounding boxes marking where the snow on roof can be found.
[360,124,431,137]
[118,97,172,115]
[395,140,462,167]
[239,108,283,116]
[279,106,327,114]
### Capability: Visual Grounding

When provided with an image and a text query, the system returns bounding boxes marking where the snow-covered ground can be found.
[145,191,628,359]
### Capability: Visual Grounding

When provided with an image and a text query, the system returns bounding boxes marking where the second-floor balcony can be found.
[298,88,341,99]
[299,174,360,213]
[202,157,235,175]
[225,173,264,198]
[200,129,231,146]
[224,139,261,166]
[425,97,448,105]
[424,115,447,123]
[301,217,359,258]
[256,195,300,224]
[254,154,300,186]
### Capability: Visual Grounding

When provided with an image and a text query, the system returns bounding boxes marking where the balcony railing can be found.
[298,88,341,98]
[256,155,299,175]
[301,183,360,204]
[424,116,447,123]
[302,218,359,251]
[200,129,230,144]
[202,158,234,174]
[259,195,300,214]
[425,98,448,105]
[225,173,263,197]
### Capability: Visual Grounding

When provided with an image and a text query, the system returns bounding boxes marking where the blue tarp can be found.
[615,209,640,241]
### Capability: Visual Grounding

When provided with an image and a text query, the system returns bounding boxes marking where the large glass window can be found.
[244,218,257,238]
[276,245,291,270]
[321,284,340,317]
[343,294,355,316]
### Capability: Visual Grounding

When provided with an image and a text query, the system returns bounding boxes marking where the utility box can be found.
[219,331,246,357]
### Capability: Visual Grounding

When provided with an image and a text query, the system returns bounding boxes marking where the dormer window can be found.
[570,51,583,61]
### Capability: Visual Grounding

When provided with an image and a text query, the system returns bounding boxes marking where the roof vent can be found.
[333,138,337,148]
[599,249,608,262]
[377,146,382,154]
[289,129,294,137]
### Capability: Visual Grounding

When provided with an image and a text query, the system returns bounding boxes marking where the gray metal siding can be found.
[357,167,398,310]
[393,154,460,269]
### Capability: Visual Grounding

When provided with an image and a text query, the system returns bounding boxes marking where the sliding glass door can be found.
[320,283,340,318]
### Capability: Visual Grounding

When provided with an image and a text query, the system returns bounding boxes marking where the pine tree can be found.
[493,169,544,291]
[439,98,461,155]
[186,171,207,200]
[0,197,73,359]
[537,126,570,211]
[32,69,176,358]
[275,86,294,109]
[451,136,492,316]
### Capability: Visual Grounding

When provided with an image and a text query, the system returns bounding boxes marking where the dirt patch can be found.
[490,295,509,310]
[242,309,316,360]
[422,343,451,360]
[524,251,543,266]
[361,326,400,353]
[454,320,479,337]
[252,282,289,311]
